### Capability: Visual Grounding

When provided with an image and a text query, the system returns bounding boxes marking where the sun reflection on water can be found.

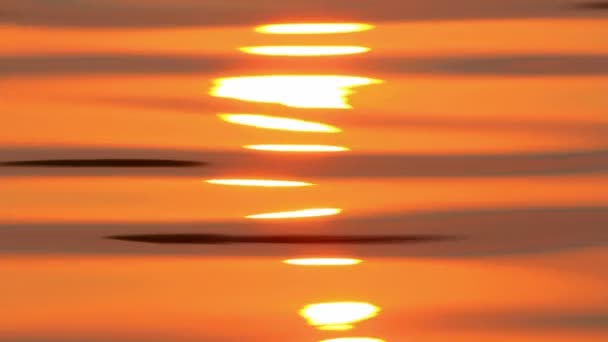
[210,75,381,109]
[244,144,350,152]
[240,46,370,56]
[219,114,341,133]
[300,302,380,329]
[205,179,314,187]
[283,258,362,266]
[320,338,385,342]
[255,23,374,34]
[246,208,342,219]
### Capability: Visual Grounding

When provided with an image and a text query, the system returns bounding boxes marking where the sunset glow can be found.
[300,302,380,328]
[318,324,354,331]
[240,46,370,56]
[205,179,314,187]
[284,258,362,266]
[255,23,375,34]
[320,338,385,342]
[244,144,350,152]
[246,208,342,219]
[210,75,381,109]
[219,114,340,133]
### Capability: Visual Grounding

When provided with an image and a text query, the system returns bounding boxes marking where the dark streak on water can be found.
[1,159,205,167]
[107,234,457,245]
[575,1,608,9]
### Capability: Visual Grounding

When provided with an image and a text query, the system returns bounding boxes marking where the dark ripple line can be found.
[1,159,205,167]
[107,234,457,245]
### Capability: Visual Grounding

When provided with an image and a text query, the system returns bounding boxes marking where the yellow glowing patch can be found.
[255,23,374,35]
[210,75,382,109]
[283,258,362,266]
[320,338,385,342]
[219,114,340,133]
[318,324,354,331]
[244,144,350,152]
[246,208,342,219]
[300,302,380,327]
[240,46,370,56]
[205,179,313,187]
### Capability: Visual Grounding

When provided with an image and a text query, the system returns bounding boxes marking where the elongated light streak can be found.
[283,258,362,266]
[300,302,380,327]
[219,114,340,133]
[240,45,369,56]
[206,179,314,187]
[246,208,342,219]
[244,144,350,152]
[255,23,374,34]
[211,75,381,109]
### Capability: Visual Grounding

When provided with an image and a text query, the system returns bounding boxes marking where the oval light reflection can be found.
[210,75,381,109]
[300,302,380,327]
[219,114,341,133]
[255,23,374,34]
[206,179,314,187]
[246,208,342,219]
[240,46,369,56]
[244,144,350,152]
[284,258,362,266]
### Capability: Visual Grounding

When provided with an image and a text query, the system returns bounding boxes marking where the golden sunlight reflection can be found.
[246,208,342,219]
[318,324,354,331]
[205,179,314,187]
[300,302,380,328]
[283,258,362,266]
[244,144,350,152]
[219,114,340,133]
[320,339,385,342]
[240,46,370,56]
[255,23,374,34]
[210,76,381,109]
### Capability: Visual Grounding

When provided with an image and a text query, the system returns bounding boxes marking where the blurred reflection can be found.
[300,302,380,329]
[318,324,354,331]
[255,23,374,34]
[320,339,385,342]
[219,114,340,133]
[244,144,350,152]
[240,46,370,56]
[283,258,362,266]
[205,179,313,187]
[211,76,381,109]
[246,208,342,219]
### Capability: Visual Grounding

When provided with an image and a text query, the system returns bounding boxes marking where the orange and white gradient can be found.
[240,46,370,56]
[246,208,343,219]
[210,75,382,109]
[283,258,362,266]
[300,302,381,329]
[244,145,350,152]
[320,339,385,342]
[205,179,314,187]
[218,114,341,133]
[255,23,375,34]
[2,3,608,342]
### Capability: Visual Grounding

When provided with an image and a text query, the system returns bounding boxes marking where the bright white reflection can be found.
[255,23,374,34]
[240,46,370,56]
[244,144,350,152]
[211,75,381,109]
[284,258,362,266]
[320,338,385,342]
[300,302,380,327]
[219,114,340,133]
[206,179,313,187]
[246,208,342,219]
